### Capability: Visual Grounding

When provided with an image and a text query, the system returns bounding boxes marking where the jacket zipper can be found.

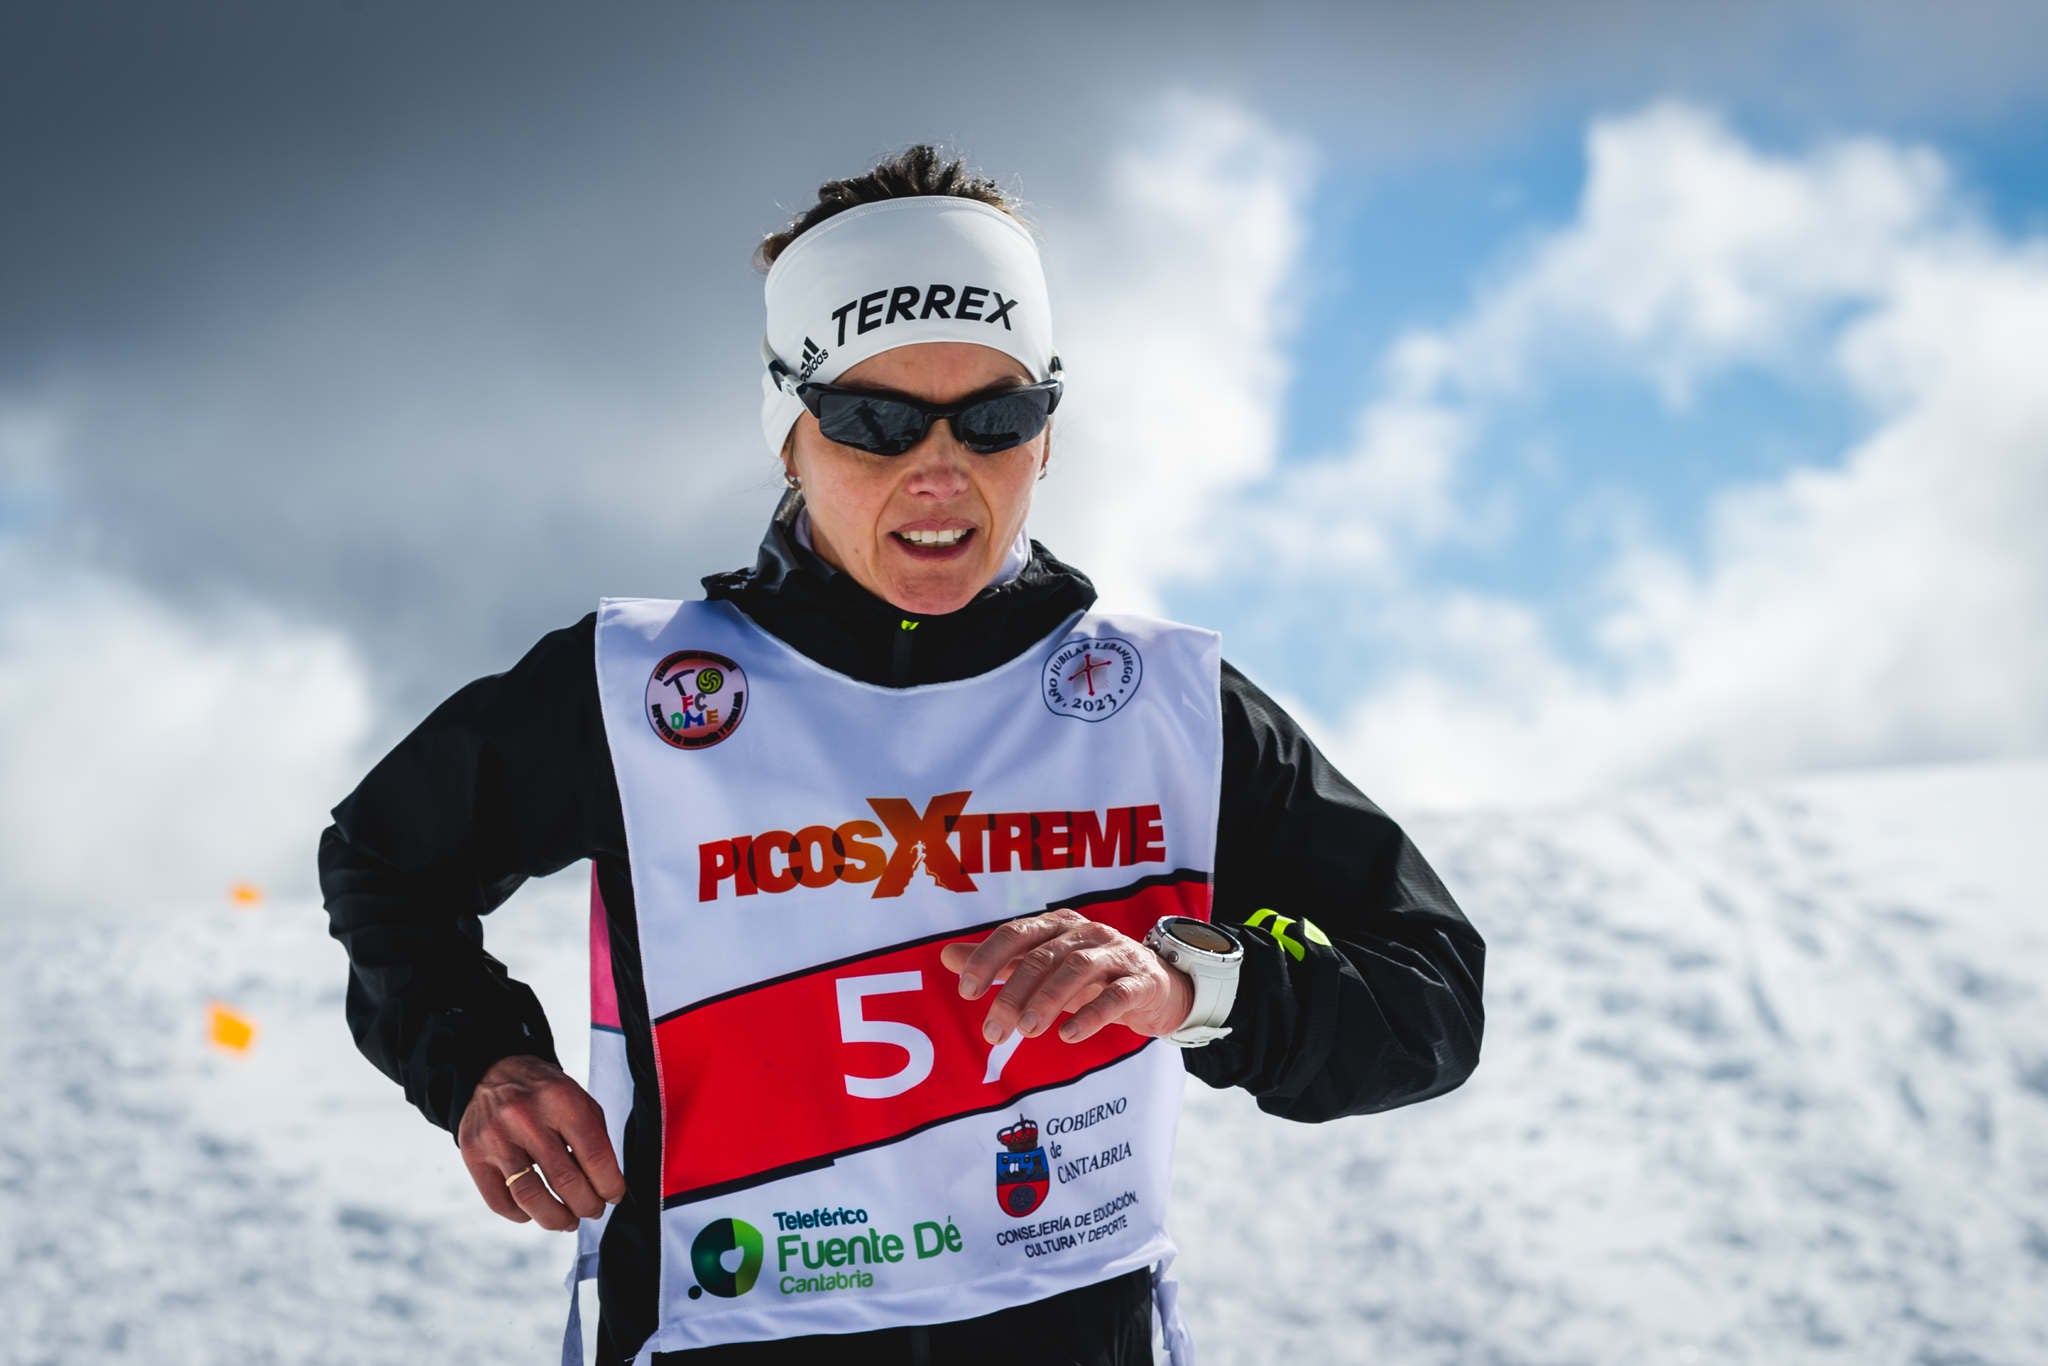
[892,617,920,686]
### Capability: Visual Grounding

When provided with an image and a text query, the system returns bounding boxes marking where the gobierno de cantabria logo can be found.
[996,1114,1050,1218]
[689,1217,765,1299]
[647,650,748,750]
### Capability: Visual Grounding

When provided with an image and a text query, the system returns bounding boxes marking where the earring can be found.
[1037,463,1049,481]
[784,470,802,490]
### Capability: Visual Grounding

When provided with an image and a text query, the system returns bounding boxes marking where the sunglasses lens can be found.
[815,394,928,456]
[954,391,1053,453]
[805,383,1057,456]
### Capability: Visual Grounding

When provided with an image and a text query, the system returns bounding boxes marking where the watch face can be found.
[1169,918,1237,955]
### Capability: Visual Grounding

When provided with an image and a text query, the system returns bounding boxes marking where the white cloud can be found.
[0,411,380,912]
[1443,103,1962,405]
[1027,91,1316,611]
[1231,390,1518,580]
[1233,102,2048,812]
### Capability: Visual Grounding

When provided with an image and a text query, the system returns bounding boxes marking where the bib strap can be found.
[561,1248,599,1366]
[1152,1251,1196,1365]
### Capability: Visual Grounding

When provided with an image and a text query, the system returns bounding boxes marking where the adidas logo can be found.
[797,336,829,381]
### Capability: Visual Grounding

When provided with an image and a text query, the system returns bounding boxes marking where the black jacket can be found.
[317,492,1485,1363]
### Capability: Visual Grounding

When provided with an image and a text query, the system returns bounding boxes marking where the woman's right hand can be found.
[457,1053,626,1231]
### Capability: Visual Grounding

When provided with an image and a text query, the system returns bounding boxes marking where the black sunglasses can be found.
[768,350,1063,457]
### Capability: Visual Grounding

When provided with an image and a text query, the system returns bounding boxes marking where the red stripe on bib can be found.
[653,878,1208,1204]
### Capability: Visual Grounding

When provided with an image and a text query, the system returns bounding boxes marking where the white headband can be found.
[759,196,1057,459]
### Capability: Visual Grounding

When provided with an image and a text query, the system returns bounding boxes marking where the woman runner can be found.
[318,144,1485,1365]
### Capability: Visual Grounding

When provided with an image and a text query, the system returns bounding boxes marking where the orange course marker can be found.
[229,882,265,907]
[209,1002,257,1052]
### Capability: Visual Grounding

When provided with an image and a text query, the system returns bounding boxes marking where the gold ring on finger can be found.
[505,1165,539,1188]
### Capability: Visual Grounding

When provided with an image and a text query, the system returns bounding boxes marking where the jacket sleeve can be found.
[1181,658,1486,1120]
[316,610,615,1143]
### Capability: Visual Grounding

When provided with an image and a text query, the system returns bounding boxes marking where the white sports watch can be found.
[1143,915,1244,1047]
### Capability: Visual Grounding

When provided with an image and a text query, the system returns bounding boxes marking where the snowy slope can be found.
[1172,756,2048,1365]
[4,757,2044,1364]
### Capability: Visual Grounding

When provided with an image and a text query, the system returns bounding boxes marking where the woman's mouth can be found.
[891,527,977,560]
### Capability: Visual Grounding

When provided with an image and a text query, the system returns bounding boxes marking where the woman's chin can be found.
[880,567,987,617]
[872,535,998,616]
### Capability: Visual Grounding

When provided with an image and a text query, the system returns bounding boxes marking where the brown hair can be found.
[753,143,1031,274]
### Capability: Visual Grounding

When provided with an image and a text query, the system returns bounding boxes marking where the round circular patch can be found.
[646,650,747,749]
[1042,637,1142,722]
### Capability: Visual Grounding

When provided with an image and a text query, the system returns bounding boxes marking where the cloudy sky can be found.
[3,0,2045,912]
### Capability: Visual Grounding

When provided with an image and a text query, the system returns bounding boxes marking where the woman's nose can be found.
[898,421,973,493]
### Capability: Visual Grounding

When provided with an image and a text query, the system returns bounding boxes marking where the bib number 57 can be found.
[836,970,1021,1099]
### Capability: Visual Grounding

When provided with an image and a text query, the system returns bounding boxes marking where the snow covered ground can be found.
[4,756,2044,1364]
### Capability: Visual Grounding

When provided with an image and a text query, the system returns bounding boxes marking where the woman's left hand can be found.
[938,908,1194,1045]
